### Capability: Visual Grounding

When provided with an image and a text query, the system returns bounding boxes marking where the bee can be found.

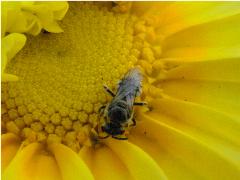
[98,67,147,140]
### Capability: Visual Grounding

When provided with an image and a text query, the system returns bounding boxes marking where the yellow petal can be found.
[1,33,26,82]
[1,2,28,35]
[129,133,200,179]
[2,73,19,82]
[1,6,7,36]
[49,143,94,180]
[130,2,171,17]
[22,11,42,36]
[3,143,62,180]
[2,33,26,67]
[150,97,240,152]
[130,111,240,179]
[2,2,68,35]
[161,14,240,61]
[25,5,63,33]
[35,2,69,20]
[105,139,167,180]
[22,2,68,33]
[157,2,240,37]
[79,146,131,180]
[164,59,240,82]
[159,59,240,117]
[40,20,63,33]
[1,133,21,172]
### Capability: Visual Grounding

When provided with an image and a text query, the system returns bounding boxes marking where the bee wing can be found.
[125,94,135,108]
[116,68,143,100]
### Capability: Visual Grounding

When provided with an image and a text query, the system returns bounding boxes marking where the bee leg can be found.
[98,105,106,115]
[128,117,136,127]
[98,134,110,139]
[112,135,128,140]
[103,85,115,97]
[134,102,147,106]
[132,118,136,126]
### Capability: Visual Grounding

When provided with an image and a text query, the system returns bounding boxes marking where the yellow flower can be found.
[2,2,240,180]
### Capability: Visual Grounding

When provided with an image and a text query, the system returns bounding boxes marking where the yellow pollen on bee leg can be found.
[1,2,164,152]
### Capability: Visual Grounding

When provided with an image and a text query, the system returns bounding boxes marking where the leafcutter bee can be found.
[98,67,147,140]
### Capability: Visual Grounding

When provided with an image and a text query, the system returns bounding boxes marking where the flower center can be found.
[2,2,164,151]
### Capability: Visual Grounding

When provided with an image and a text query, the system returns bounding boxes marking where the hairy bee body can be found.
[100,68,145,140]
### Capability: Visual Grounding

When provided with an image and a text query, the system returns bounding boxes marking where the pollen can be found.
[2,2,164,152]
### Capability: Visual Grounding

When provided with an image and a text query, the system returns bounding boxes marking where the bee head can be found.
[102,123,124,135]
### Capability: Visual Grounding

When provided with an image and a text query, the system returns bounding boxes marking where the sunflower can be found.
[2,2,240,180]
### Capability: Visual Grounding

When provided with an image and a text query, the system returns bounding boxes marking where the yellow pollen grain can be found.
[45,123,55,134]
[17,105,27,116]
[55,126,66,137]
[77,131,87,144]
[69,110,78,121]
[6,98,16,109]
[14,117,25,129]
[15,97,24,106]
[59,106,69,117]
[27,103,37,113]
[22,128,37,143]
[47,134,61,144]
[43,106,55,115]
[1,2,162,152]
[83,103,93,114]
[61,117,72,130]
[50,113,61,125]
[73,121,82,132]
[31,122,44,132]
[39,114,50,125]
[8,109,19,120]
[23,114,33,125]
[64,131,76,142]
[32,110,42,121]
[8,89,18,98]
[142,47,155,63]
[6,121,20,134]
[78,112,88,124]
[37,132,47,142]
